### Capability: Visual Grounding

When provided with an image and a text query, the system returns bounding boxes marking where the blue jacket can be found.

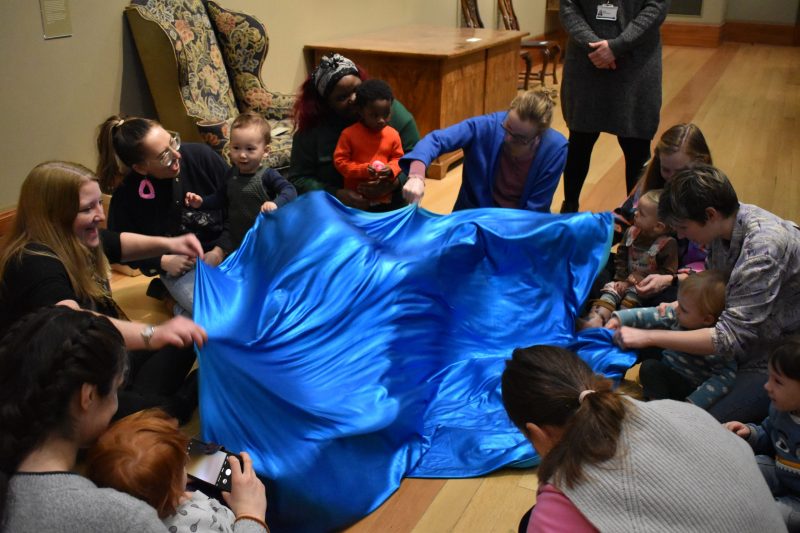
[400,112,568,212]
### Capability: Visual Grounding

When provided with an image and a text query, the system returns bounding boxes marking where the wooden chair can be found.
[459,0,484,28]
[498,0,561,89]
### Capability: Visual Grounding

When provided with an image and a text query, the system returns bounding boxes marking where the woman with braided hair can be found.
[0,306,167,532]
[501,345,783,532]
[0,161,207,422]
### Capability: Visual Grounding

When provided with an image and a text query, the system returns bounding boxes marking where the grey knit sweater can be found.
[559,0,668,139]
[561,399,787,532]
[3,472,166,532]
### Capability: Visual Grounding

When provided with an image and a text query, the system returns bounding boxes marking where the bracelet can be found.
[234,514,269,532]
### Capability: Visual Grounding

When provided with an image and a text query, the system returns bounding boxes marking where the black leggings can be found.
[116,345,196,420]
[563,130,651,206]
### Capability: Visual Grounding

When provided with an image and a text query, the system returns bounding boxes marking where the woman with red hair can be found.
[86,409,268,533]
[288,53,420,211]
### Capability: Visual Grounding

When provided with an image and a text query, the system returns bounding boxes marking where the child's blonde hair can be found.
[678,269,727,319]
[231,111,271,145]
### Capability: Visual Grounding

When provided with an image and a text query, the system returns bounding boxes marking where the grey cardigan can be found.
[559,0,668,139]
[560,399,786,532]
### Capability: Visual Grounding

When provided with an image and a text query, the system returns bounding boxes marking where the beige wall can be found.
[0,0,153,209]
[726,0,799,24]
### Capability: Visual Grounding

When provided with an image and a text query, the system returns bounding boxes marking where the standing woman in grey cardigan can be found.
[502,345,785,532]
[559,0,669,213]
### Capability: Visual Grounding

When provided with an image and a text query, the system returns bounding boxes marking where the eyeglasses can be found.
[153,133,181,167]
[501,122,538,145]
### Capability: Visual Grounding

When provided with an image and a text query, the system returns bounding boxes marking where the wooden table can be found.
[305,25,528,178]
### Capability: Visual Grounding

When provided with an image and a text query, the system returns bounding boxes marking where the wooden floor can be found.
[110,42,800,533]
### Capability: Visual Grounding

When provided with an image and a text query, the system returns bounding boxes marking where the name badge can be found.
[597,3,618,20]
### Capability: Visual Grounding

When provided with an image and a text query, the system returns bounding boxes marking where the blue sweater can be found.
[400,112,568,212]
[747,404,800,496]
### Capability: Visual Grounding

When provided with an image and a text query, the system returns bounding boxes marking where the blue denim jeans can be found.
[757,455,800,531]
[707,368,769,424]
[161,266,195,317]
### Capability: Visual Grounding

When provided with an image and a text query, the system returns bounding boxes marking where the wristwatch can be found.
[140,325,156,349]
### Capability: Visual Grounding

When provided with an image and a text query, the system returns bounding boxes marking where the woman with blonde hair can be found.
[0,161,207,422]
[401,88,568,212]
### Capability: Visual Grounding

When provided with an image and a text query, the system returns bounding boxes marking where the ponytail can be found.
[96,114,158,193]
[501,345,626,488]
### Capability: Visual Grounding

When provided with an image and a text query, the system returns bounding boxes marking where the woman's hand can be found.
[336,188,370,210]
[402,175,425,204]
[161,254,196,277]
[613,326,653,350]
[358,178,396,200]
[605,316,621,330]
[166,234,204,259]
[150,315,208,349]
[203,246,225,268]
[636,273,672,297]
[222,452,268,520]
[588,40,616,69]
[723,421,751,439]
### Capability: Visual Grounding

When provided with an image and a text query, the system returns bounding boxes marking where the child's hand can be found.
[185,192,203,209]
[368,165,393,181]
[723,421,751,439]
[605,317,621,330]
[260,201,278,213]
[657,301,678,316]
[612,280,631,294]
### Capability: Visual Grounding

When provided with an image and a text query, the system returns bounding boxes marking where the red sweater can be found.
[334,122,403,203]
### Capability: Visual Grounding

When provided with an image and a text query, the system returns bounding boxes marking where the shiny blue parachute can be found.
[194,192,635,532]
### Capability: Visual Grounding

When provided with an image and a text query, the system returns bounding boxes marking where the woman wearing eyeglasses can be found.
[400,88,567,212]
[97,116,229,315]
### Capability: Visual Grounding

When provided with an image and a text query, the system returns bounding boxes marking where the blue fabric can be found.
[194,192,635,532]
[399,112,568,212]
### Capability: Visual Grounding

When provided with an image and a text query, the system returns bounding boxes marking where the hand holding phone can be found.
[222,452,268,519]
[186,438,242,492]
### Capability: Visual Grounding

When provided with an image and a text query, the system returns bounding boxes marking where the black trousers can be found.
[115,345,196,420]
[639,359,695,401]
[562,130,651,206]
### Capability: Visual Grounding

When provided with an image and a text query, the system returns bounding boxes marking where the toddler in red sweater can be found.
[334,79,403,205]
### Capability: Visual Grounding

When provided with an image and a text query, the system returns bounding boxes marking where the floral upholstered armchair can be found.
[125,0,294,170]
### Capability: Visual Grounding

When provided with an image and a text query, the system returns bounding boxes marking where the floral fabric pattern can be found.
[128,0,292,168]
[128,0,238,121]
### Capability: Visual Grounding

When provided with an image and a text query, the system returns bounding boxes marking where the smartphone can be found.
[186,438,240,492]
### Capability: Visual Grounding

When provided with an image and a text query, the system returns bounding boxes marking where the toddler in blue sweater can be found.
[608,269,735,409]
[726,336,800,531]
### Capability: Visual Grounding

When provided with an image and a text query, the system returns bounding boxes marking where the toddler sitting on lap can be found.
[608,269,736,409]
[581,189,678,328]
[86,409,268,533]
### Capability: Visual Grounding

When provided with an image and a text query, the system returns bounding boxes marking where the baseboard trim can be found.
[660,21,798,48]
[724,21,796,47]
[661,22,723,47]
